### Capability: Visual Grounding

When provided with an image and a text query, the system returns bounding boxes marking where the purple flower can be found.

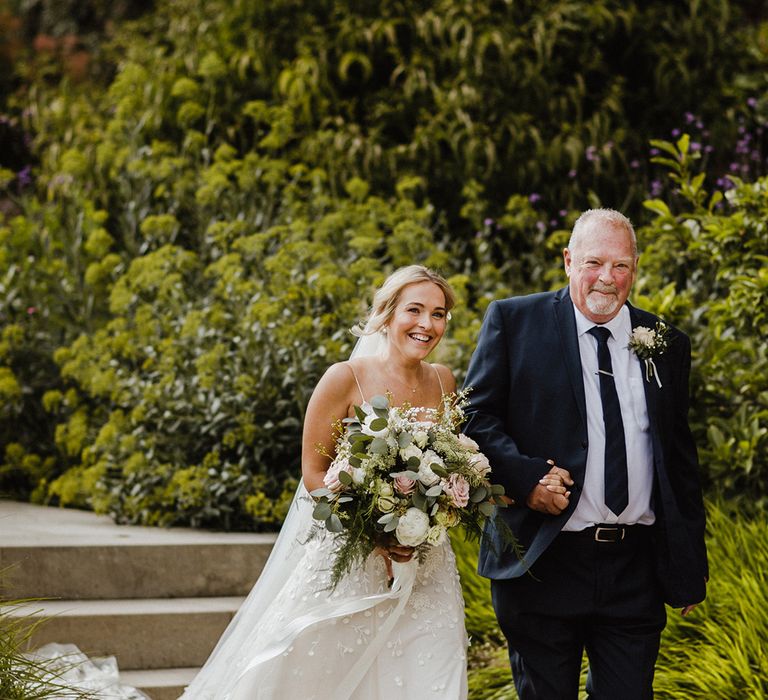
[650,148,660,156]
[747,97,758,109]
[536,221,547,233]
[559,209,568,217]
[585,145,598,162]
[729,162,740,172]
[17,166,32,188]
[650,180,663,197]
[630,159,640,169]
[529,193,542,204]
[483,217,494,227]
[690,142,702,152]
[671,128,681,138]
[705,145,714,154]
[568,169,577,178]
[685,112,695,124]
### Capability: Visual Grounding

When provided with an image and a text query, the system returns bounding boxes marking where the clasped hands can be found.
[526,460,574,515]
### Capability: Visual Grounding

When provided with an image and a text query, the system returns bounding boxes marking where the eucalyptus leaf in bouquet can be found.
[310,390,514,588]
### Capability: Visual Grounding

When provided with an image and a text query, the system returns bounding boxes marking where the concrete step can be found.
[19,597,243,670]
[0,501,275,599]
[2,542,273,599]
[121,667,198,700]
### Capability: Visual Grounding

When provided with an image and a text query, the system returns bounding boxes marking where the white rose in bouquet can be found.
[399,443,423,463]
[417,450,443,486]
[395,507,430,547]
[412,429,430,449]
[470,452,492,477]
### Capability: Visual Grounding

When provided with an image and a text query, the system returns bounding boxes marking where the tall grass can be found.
[455,500,768,699]
[0,570,92,699]
[654,501,768,698]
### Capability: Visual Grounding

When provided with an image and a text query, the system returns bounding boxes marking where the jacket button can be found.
[581,440,588,449]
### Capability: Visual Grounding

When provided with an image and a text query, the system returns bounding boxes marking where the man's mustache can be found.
[589,284,618,294]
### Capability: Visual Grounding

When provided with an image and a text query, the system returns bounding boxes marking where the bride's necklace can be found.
[381,360,423,395]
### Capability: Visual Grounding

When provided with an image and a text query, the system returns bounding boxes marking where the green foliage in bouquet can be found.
[634,135,768,506]
[309,392,509,587]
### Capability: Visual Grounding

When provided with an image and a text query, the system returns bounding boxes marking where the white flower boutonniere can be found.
[627,322,670,388]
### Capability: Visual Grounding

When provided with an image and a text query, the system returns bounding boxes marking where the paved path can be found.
[0,498,273,547]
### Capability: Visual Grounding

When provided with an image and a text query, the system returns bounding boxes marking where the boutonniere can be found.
[627,322,670,388]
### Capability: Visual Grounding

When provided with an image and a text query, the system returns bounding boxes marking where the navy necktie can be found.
[587,326,628,516]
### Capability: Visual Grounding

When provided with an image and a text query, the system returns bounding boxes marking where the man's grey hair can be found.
[568,208,637,258]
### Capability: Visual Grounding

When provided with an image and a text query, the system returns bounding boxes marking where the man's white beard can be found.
[586,291,620,316]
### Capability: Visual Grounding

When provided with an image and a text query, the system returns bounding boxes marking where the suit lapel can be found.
[553,288,587,430]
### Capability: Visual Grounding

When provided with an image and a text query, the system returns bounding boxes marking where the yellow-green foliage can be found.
[2,0,768,522]
[636,137,768,505]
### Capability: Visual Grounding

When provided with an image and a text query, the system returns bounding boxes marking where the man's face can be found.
[563,223,637,324]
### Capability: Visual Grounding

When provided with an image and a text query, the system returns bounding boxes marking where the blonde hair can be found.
[352,265,456,337]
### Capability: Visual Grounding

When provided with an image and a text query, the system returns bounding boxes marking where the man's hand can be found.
[525,462,574,515]
[681,577,708,616]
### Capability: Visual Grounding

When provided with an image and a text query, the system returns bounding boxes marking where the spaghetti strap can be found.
[347,363,366,404]
[431,363,445,395]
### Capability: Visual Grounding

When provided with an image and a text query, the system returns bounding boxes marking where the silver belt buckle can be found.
[594,525,624,542]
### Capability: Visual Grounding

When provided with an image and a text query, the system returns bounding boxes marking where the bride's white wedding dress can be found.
[182,410,469,699]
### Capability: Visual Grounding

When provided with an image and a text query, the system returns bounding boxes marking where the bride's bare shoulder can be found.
[319,360,358,387]
[430,362,457,394]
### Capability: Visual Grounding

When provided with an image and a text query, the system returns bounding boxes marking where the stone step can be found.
[18,597,242,670]
[2,542,273,600]
[120,667,198,700]
[0,501,275,599]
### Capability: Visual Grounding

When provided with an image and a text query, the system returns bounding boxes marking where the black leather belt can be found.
[562,523,651,543]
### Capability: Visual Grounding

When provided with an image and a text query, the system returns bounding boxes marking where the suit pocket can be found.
[629,377,651,431]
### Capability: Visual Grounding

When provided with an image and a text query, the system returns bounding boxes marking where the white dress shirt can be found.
[563,304,656,530]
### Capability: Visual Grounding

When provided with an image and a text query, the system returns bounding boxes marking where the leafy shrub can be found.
[635,135,768,506]
[2,0,768,522]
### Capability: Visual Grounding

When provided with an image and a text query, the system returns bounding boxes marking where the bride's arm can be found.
[301,362,356,492]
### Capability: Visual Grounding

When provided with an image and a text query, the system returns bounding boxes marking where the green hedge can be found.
[1,0,767,525]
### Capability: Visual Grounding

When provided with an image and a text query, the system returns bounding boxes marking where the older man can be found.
[464,208,707,699]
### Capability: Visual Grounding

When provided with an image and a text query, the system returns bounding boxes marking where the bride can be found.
[182,265,469,699]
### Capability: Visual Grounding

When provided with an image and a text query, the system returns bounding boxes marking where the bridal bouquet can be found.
[310,391,508,586]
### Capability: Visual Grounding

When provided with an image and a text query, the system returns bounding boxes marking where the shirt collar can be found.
[573,303,631,342]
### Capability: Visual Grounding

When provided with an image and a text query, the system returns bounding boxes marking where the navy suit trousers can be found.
[491,525,666,700]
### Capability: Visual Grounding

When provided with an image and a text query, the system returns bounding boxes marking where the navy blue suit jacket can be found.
[463,288,708,607]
